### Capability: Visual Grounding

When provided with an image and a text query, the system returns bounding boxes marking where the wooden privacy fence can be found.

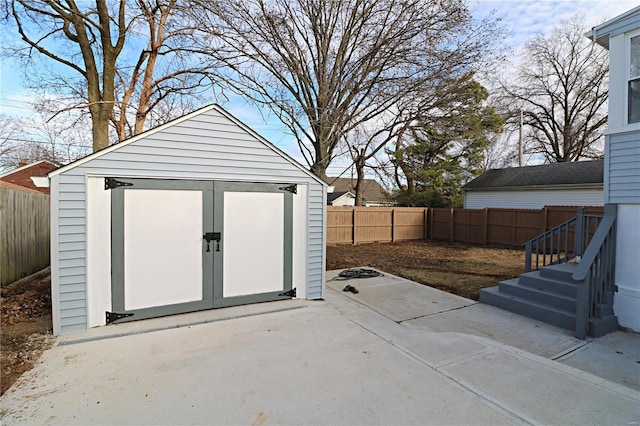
[0,187,50,285]
[327,206,428,244]
[327,205,604,247]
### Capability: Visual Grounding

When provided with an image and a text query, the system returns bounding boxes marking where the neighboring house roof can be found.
[0,160,59,194]
[48,104,326,187]
[0,180,43,193]
[327,177,388,203]
[463,160,604,192]
[586,6,640,49]
[327,191,354,204]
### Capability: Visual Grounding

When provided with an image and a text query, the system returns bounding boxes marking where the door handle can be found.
[203,232,221,252]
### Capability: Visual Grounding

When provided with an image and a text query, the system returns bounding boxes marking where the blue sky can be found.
[0,0,637,174]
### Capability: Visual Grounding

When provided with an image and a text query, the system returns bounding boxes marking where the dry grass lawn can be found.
[327,240,526,300]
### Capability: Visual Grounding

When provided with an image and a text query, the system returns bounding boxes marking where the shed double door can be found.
[109,178,294,323]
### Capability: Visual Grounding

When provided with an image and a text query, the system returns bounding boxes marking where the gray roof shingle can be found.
[327,177,387,202]
[463,160,603,191]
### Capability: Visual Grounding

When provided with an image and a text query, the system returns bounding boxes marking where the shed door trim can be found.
[212,181,294,308]
[110,178,214,321]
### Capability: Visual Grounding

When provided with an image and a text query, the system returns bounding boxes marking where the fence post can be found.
[423,208,429,240]
[542,206,548,234]
[574,207,585,257]
[391,208,396,242]
[482,208,488,246]
[352,208,357,245]
[449,208,454,242]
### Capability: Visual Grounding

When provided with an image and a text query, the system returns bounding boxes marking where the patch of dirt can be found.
[327,240,525,300]
[1,269,55,395]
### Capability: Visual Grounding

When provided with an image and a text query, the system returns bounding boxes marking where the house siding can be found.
[591,6,640,333]
[606,132,640,204]
[464,188,604,210]
[53,107,325,334]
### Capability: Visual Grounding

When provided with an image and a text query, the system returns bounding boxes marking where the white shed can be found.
[47,105,326,335]
[462,160,604,209]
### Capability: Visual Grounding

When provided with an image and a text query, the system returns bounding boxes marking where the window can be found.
[629,35,640,123]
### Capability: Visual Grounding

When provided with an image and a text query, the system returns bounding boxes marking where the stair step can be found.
[518,272,578,297]
[498,279,576,311]
[480,286,575,331]
[539,262,579,282]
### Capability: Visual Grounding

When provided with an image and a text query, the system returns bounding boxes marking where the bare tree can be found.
[191,0,501,181]
[499,17,608,162]
[0,116,24,172]
[342,117,407,206]
[4,0,217,151]
[0,113,91,171]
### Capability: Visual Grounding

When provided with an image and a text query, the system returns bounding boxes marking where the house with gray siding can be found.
[46,105,326,335]
[463,160,604,209]
[588,6,640,332]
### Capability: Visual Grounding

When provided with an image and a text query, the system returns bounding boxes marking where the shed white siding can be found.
[464,188,604,209]
[51,106,325,334]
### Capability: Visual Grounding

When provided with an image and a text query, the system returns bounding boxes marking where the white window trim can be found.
[626,29,640,125]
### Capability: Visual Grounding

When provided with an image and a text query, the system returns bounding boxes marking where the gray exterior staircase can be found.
[480,262,618,338]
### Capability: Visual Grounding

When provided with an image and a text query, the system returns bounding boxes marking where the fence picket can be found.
[1,188,50,285]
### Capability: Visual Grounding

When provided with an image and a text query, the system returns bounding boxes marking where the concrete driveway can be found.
[1,270,639,425]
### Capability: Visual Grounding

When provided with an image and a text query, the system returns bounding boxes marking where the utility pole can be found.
[519,110,524,167]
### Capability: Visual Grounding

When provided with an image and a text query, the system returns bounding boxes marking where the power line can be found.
[3,137,90,149]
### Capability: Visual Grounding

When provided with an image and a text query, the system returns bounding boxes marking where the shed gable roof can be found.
[49,104,325,186]
[463,160,604,191]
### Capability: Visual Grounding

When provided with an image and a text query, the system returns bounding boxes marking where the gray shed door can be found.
[109,178,293,323]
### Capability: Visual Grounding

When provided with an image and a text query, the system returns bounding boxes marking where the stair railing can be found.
[572,204,617,340]
[524,207,603,272]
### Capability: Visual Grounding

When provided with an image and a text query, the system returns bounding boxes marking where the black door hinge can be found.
[278,184,297,194]
[278,288,296,298]
[105,178,134,190]
[106,311,134,324]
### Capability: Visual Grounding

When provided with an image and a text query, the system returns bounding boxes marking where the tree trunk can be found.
[310,142,331,182]
[89,104,112,151]
[354,153,366,206]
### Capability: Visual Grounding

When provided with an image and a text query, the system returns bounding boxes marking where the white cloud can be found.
[474,0,639,50]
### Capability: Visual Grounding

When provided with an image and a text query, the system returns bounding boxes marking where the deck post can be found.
[575,276,589,340]
[574,207,585,257]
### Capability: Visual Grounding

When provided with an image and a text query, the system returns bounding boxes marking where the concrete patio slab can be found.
[557,331,640,391]
[326,268,475,322]
[440,346,639,426]
[405,302,583,358]
[330,267,640,392]
[2,269,639,425]
[2,298,516,425]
